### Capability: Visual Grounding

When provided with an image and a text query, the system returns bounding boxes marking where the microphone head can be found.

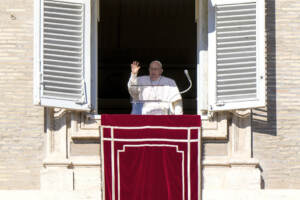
[184,69,191,81]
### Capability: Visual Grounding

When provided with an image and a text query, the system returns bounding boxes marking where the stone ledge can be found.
[203,156,259,168]
[43,157,100,168]
[72,113,228,140]
[0,191,101,200]
[203,190,300,200]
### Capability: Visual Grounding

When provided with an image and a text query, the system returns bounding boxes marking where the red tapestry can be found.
[101,114,201,200]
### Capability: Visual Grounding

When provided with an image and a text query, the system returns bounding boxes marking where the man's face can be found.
[149,62,163,81]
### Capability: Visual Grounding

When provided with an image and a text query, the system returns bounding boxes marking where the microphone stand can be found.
[180,69,192,94]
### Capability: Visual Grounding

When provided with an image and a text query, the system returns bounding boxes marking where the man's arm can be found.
[127,61,141,100]
[169,79,183,115]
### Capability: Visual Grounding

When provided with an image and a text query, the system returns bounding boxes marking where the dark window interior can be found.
[99,0,197,114]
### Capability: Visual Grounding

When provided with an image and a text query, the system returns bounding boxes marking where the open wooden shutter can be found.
[208,0,265,111]
[34,0,92,111]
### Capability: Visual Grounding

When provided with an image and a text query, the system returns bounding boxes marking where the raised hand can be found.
[131,61,141,75]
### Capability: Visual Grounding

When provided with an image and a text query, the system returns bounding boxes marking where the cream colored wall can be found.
[252,0,300,189]
[0,0,44,189]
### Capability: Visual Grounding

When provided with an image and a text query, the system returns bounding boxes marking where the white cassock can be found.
[128,74,183,115]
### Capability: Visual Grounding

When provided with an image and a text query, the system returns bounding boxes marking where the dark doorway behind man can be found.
[99,0,197,114]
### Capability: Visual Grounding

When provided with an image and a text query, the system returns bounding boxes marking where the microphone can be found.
[184,69,191,82]
[180,69,192,94]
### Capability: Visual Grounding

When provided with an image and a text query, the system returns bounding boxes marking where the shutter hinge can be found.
[40,72,43,84]
[216,102,225,106]
[75,100,84,105]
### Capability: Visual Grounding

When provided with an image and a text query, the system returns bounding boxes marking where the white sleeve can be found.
[168,79,183,114]
[127,73,139,100]
[173,100,183,115]
[169,79,182,102]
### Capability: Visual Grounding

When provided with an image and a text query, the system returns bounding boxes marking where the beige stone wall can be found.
[252,0,300,188]
[0,0,44,189]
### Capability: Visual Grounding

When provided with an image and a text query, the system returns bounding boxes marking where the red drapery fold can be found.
[101,115,201,200]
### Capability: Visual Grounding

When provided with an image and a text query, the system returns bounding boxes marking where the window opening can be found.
[98,0,197,114]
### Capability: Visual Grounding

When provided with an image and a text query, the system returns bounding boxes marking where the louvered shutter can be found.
[208,0,265,111]
[34,0,92,111]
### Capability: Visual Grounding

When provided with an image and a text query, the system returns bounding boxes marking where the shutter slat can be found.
[44,74,82,83]
[217,87,256,93]
[217,61,256,67]
[44,0,82,6]
[217,91,256,97]
[44,48,82,55]
[44,57,81,63]
[43,91,82,101]
[44,85,82,92]
[217,25,256,33]
[218,31,256,38]
[218,52,256,59]
[44,69,82,76]
[44,60,81,68]
[217,66,256,72]
[217,39,256,45]
[44,64,82,71]
[217,57,256,65]
[217,34,255,40]
[43,11,82,19]
[44,43,81,51]
[217,72,256,79]
[44,80,82,87]
[44,16,82,23]
[44,50,81,58]
[42,0,84,102]
[217,78,256,85]
[44,21,82,28]
[217,24,255,30]
[217,19,256,27]
[217,82,256,88]
[44,27,81,35]
[44,53,81,60]
[44,5,83,12]
[44,38,82,47]
[44,58,81,65]
[44,74,82,81]
[45,32,82,39]
[217,94,257,101]
[217,14,256,21]
[44,8,82,15]
[217,72,256,80]
[217,77,256,82]
[217,53,256,59]
[217,3,256,10]
[218,34,256,40]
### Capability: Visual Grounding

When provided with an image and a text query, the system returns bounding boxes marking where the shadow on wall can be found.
[252,0,276,137]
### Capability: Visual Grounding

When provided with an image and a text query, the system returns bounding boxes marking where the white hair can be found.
[150,60,163,68]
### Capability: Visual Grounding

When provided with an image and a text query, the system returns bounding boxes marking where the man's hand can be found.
[131,61,141,75]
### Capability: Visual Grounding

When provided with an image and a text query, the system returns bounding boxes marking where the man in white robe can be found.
[128,60,183,115]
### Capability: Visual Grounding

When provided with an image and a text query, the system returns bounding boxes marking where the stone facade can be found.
[252,0,300,189]
[0,0,300,194]
[0,0,44,189]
